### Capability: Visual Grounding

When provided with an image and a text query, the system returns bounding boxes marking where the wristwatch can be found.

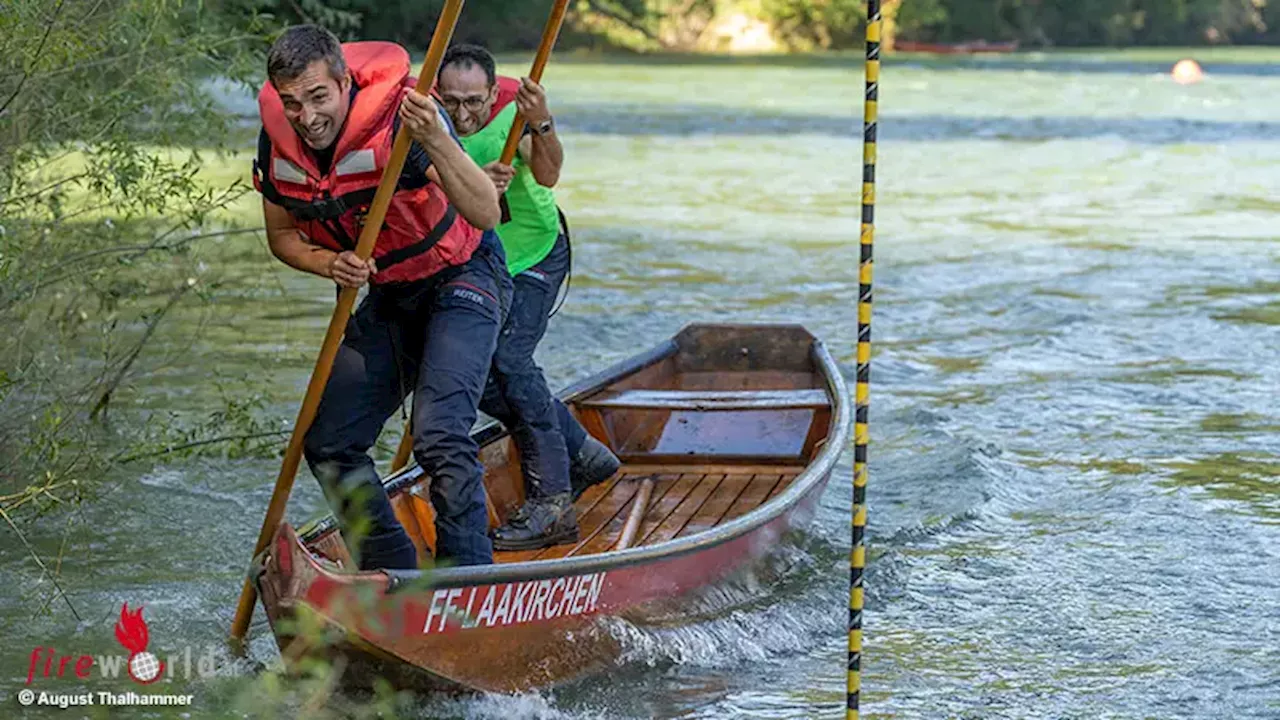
[532,118,554,136]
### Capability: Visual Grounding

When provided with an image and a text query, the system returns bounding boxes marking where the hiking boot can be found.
[492,492,579,551]
[570,435,621,501]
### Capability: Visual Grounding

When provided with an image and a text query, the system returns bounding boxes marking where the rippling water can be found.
[4,53,1279,718]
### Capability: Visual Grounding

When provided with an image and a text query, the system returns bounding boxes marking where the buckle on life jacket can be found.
[291,188,378,223]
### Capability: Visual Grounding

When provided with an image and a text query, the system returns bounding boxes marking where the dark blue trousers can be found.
[478,233,587,498]
[303,232,512,569]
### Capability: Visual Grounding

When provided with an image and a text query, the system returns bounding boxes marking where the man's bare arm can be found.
[400,91,500,230]
[264,199,374,287]
[517,130,562,188]
[515,77,562,187]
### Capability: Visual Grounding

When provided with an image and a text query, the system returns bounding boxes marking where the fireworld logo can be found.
[25,603,220,685]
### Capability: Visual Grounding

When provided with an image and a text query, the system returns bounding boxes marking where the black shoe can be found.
[492,492,579,551]
[570,435,621,501]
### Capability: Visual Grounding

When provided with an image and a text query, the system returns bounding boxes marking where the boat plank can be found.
[675,474,754,538]
[496,548,544,564]
[640,474,725,546]
[631,473,704,544]
[570,474,670,557]
[675,370,816,391]
[719,474,784,524]
[583,388,829,411]
[765,473,798,502]
[621,463,807,477]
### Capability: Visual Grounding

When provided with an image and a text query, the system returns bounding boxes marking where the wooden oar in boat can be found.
[613,476,655,550]
[228,0,468,650]
[389,0,573,473]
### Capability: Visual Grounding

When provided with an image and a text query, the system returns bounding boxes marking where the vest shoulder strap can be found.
[253,125,429,215]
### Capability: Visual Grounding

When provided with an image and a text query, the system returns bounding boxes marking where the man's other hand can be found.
[515,77,551,126]
[400,90,449,147]
[482,161,516,193]
[329,251,377,288]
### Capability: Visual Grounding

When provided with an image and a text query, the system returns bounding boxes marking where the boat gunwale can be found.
[294,324,852,590]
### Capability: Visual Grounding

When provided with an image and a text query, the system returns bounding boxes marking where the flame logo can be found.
[114,603,164,684]
[114,604,151,653]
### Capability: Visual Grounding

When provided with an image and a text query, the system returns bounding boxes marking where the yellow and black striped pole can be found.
[848,1,878,718]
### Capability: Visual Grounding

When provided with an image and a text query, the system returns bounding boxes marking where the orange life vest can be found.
[252,41,480,284]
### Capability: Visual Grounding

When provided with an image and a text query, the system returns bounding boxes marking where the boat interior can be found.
[302,325,837,568]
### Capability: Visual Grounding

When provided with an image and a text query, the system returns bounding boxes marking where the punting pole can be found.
[848,1,879,718]
[390,414,415,473]
[389,0,573,474]
[498,0,571,165]
[228,0,468,650]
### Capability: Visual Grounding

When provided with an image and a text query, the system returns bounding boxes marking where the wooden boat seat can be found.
[579,388,829,411]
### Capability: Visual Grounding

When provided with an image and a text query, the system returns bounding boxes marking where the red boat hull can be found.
[256,470,828,692]
[895,40,1019,54]
[251,324,852,693]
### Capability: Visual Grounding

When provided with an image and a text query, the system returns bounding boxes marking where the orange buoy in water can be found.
[1172,59,1204,85]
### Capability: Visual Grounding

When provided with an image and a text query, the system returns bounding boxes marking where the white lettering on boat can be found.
[493,584,514,625]
[423,573,608,634]
[546,578,567,619]
[529,580,550,621]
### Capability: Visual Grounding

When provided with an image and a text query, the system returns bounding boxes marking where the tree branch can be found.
[0,505,81,621]
[285,0,315,24]
[0,173,89,208]
[1,223,258,314]
[0,0,67,118]
[113,430,289,464]
[90,281,193,420]
[580,0,666,46]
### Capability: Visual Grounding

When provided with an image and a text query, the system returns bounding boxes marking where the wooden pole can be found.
[390,421,415,472]
[848,1,879,717]
[228,0,468,650]
[498,0,571,166]
[389,0,573,473]
[614,477,655,551]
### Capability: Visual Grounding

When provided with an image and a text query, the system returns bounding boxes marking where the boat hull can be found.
[895,40,1019,54]
[255,465,830,693]
[251,323,852,693]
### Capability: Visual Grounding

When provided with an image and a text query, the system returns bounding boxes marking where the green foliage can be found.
[0,0,264,521]
[891,0,1271,47]
[119,376,287,464]
[212,0,566,50]
[759,0,866,50]
[206,0,1280,53]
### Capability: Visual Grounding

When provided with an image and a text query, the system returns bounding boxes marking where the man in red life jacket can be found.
[252,25,511,568]
[435,45,621,550]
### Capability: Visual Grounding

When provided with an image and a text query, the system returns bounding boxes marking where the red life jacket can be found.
[252,41,480,284]
[486,76,521,123]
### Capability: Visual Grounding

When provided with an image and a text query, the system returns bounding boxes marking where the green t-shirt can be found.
[458,103,560,276]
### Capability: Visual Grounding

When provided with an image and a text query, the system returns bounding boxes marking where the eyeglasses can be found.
[436,94,489,112]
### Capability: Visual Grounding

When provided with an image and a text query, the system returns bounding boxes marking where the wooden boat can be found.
[895,39,1019,54]
[251,323,851,693]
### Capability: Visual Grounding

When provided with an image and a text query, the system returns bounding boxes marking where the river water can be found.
[3,53,1279,718]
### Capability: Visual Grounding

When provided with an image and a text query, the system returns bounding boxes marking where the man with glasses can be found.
[435,44,620,551]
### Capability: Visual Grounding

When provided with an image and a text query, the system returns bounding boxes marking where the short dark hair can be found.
[267,25,347,87]
[441,44,496,86]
